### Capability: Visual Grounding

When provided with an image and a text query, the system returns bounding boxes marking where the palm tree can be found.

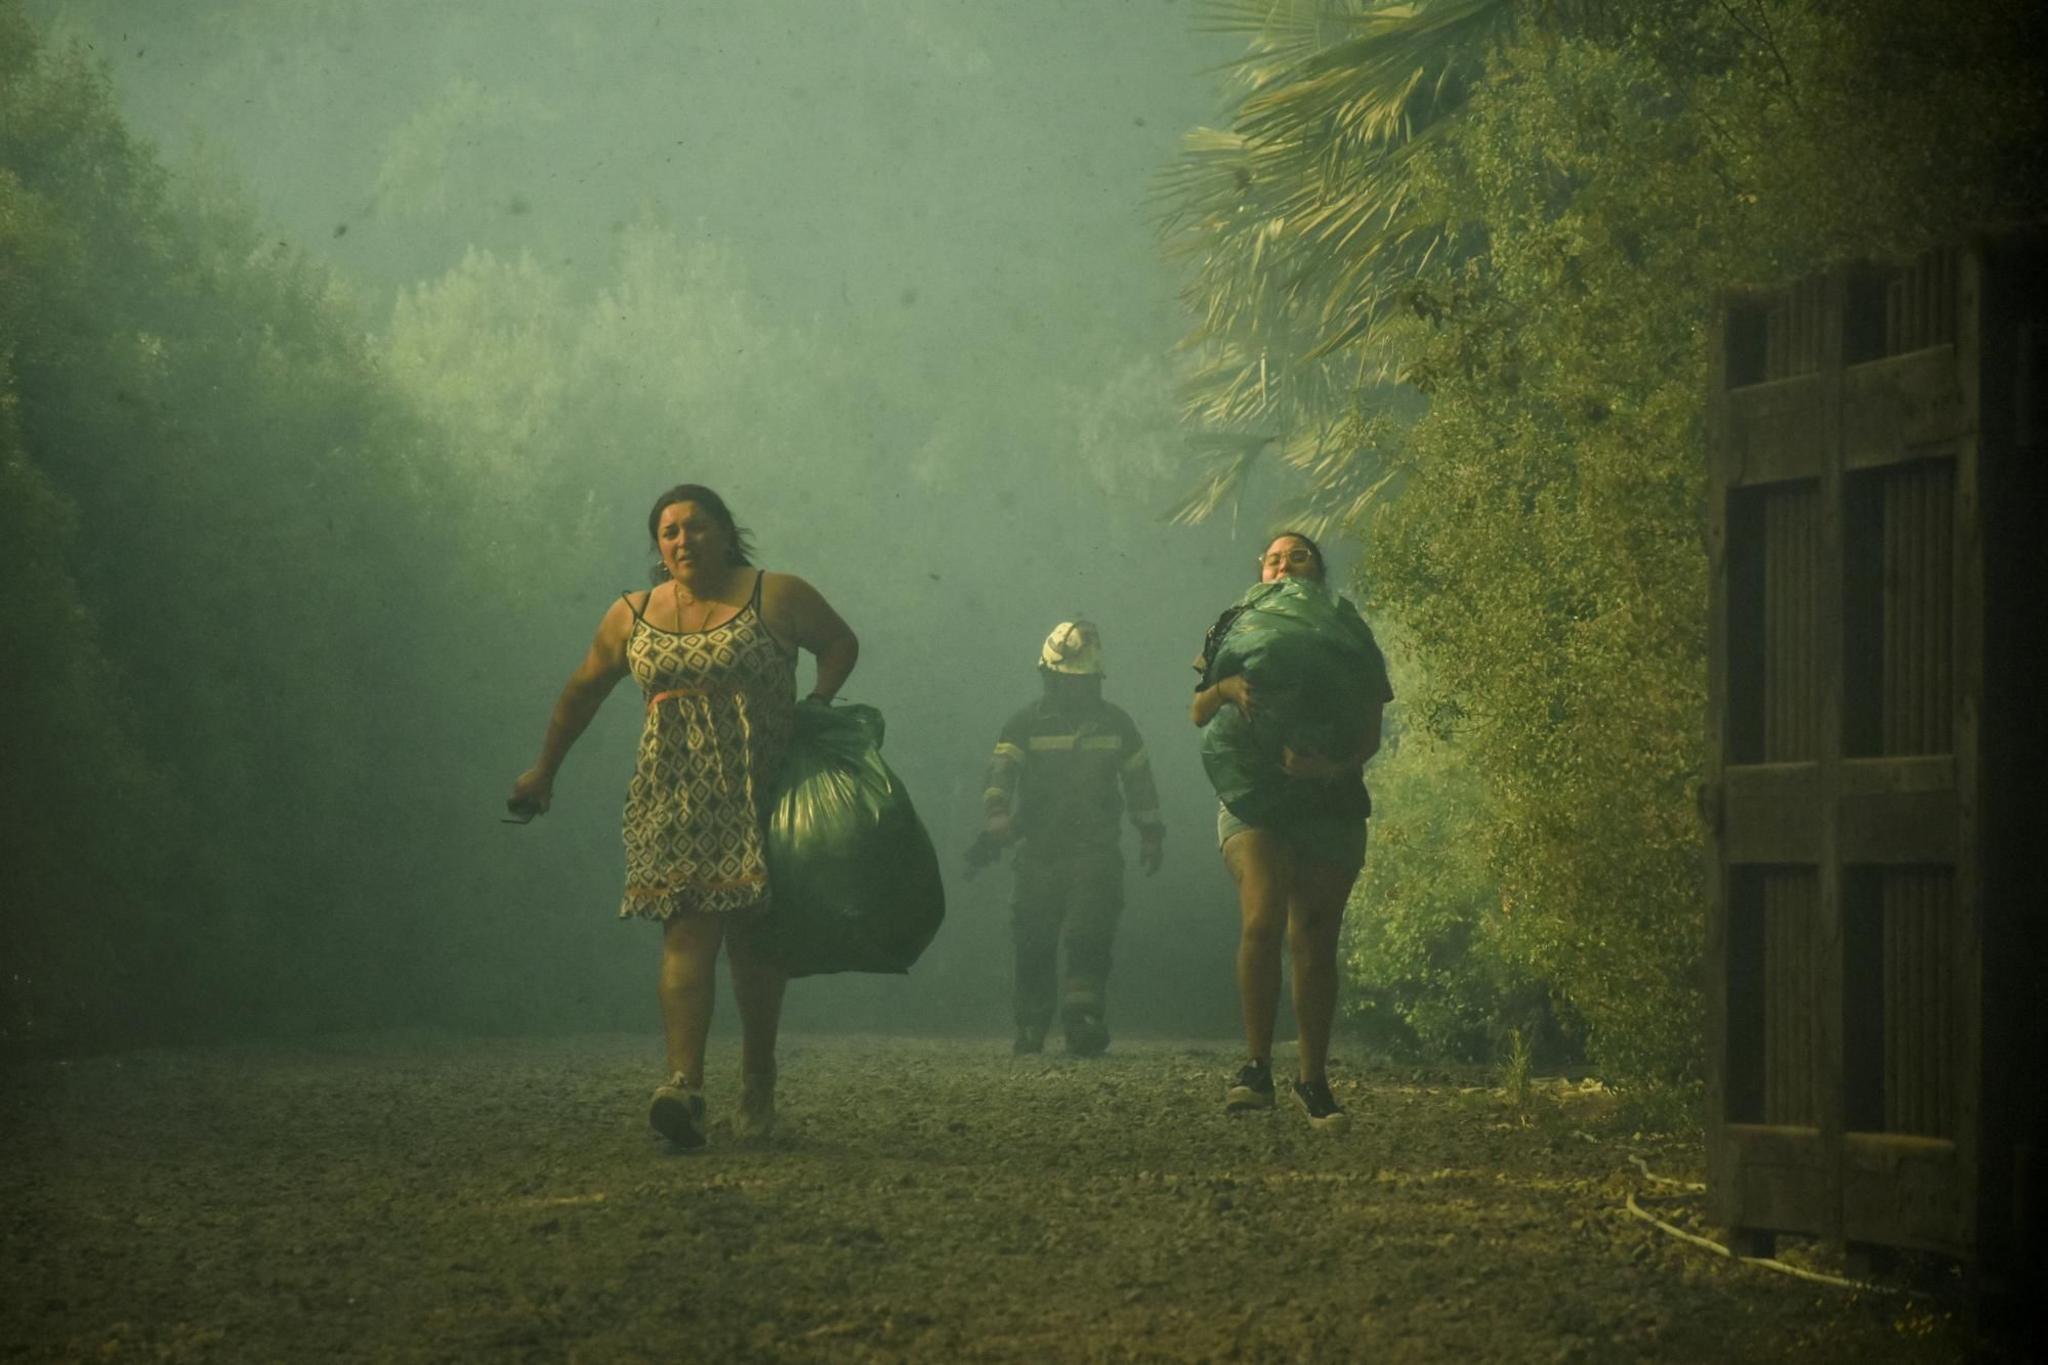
[1158,0,1516,534]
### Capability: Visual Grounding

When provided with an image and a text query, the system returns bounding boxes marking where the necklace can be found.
[670,575,735,633]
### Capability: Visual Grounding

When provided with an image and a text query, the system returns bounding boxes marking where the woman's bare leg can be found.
[1287,859,1360,1084]
[723,921,788,1082]
[659,911,723,1084]
[1225,830,1292,1062]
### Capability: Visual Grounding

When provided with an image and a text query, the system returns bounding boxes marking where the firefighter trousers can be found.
[1010,842,1125,1033]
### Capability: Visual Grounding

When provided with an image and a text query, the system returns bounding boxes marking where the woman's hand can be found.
[1192,673,1255,727]
[1280,746,1354,781]
[515,598,632,816]
[507,767,554,819]
[1217,674,1254,716]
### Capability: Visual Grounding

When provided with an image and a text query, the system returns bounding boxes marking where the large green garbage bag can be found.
[1198,578,1390,828]
[757,700,945,977]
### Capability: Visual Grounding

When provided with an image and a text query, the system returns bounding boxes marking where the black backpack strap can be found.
[1195,604,1248,689]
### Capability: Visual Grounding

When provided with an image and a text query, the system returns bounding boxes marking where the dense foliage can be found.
[1170,0,2048,1091]
[1,0,1256,1052]
[0,10,915,1051]
[2,9,458,1045]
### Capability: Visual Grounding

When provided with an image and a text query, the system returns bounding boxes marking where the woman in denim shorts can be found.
[1190,531,1391,1133]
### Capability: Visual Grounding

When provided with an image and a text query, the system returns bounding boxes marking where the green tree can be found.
[1167,0,2048,1091]
[1156,0,1515,532]
[1343,627,1547,1064]
[1,5,496,1046]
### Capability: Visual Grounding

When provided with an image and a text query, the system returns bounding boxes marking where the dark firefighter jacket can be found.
[982,696,1163,850]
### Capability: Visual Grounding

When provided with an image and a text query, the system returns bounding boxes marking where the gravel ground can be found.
[0,1033,1987,1363]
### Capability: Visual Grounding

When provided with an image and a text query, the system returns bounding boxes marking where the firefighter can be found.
[972,620,1165,1055]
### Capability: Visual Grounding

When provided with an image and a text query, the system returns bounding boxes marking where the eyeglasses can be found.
[1260,549,1316,568]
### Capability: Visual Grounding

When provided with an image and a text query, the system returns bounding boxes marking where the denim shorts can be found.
[1216,802,1368,871]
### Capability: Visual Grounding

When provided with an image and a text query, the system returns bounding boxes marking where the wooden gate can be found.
[1704,237,2047,1283]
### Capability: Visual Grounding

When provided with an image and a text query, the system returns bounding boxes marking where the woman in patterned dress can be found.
[508,485,858,1149]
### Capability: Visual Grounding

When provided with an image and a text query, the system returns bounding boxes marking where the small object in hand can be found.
[963,830,1005,879]
[503,797,541,825]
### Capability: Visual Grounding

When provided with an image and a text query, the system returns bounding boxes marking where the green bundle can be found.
[757,702,945,976]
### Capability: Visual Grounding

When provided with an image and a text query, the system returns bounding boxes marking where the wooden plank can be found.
[1880,869,1956,1136]
[1842,1131,1957,1162]
[1839,795,1957,864]
[1841,1133,1967,1254]
[1815,268,1849,1245]
[1842,349,1967,470]
[1739,1164,1835,1237]
[1951,244,1986,1257]
[1839,754,1958,864]
[1721,762,1820,863]
[1722,1123,1832,1235]
[1705,291,1738,1223]
[1839,754,1955,795]
[1728,376,1826,486]
[1764,486,1823,760]
[1763,281,1827,382]
[1725,489,1768,762]
[1766,871,1820,1125]
[1878,460,1956,756]
[1726,1123,1830,1162]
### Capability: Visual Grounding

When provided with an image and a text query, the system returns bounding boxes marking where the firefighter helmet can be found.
[1038,620,1103,676]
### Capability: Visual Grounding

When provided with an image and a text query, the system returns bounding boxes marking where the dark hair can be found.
[1265,529,1327,582]
[646,484,755,582]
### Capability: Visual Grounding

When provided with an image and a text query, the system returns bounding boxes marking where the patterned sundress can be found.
[618,571,797,920]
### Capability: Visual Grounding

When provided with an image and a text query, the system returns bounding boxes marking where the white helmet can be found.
[1038,620,1103,676]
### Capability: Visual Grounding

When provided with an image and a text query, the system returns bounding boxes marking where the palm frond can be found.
[1163,432,1277,527]
[1161,0,1516,526]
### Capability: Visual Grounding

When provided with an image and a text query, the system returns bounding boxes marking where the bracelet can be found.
[805,692,833,704]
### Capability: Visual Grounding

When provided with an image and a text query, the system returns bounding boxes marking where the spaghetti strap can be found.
[748,569,793,655]
[618,565,797,921]
[621,589,651,626]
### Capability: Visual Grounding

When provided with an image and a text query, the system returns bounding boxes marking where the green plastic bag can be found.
[1198,578,1391,828]
[756,701,945,977]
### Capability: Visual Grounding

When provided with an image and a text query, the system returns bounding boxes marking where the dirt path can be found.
[1,1034,1980,1362]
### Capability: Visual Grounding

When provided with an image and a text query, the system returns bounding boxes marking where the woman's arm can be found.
[508,598,633,814]
[763,572,859,700]
[1279,698,1386,779]
[1190,674,1251,728]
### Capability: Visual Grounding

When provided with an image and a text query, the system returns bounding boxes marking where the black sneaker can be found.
[649,1073,707,1150]
[1063,1011,1109,1058]
[1224,1059,1275,1112]
[1291,1077,1350,1133]
[1060,996,1109,1058]
[1012,1025,1046,1055]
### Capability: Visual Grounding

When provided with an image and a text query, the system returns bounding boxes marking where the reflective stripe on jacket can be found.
[983,697,1161,848]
